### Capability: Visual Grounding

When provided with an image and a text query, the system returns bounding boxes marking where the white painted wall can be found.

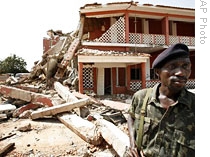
[110,17,117,43]
[97,67,104,95]
[142,19,149,34]
[171,21,177,35]
[146,58,150,80]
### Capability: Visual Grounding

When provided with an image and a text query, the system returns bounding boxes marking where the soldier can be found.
[126,43,195,157]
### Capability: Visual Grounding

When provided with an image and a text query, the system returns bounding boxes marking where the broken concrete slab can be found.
[0,114,7,120]
[55,38,80,79]
[12,103,41,118]
[96,118,130,157]
[0,85,31,102]
[0,142,15,157]
[19,110,32,119]
[0,104,16,115]
[54,82,91,117]
[100,99,130,111]
[57,112,102,145]
[31,98,90,119]
[13,85,41,93]
[0,85,54,107]
[72,91,101,104]
[44,37,67,56]
[54,81,78,102]
[5,76,18,84]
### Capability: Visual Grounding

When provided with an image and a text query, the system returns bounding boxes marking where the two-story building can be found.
[73,1,195,95]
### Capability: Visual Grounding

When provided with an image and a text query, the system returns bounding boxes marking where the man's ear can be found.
[154,69,160,78]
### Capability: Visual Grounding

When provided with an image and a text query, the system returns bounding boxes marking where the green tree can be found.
[0,54,29,76]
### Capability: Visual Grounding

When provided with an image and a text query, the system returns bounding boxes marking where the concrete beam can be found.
[57,113,103,145]
[0,85,54,107]
[100,100,130,111]
[72,91,101,104]
[31,98,90,119]
[96,118,130,156]
[54,82,78,102]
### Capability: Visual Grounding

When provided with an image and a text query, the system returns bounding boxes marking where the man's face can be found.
[157,57,191,92]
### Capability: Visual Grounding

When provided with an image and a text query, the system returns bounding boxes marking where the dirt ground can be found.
[0,86,132,157]
[0,94,131,157]
[0,117,120,157]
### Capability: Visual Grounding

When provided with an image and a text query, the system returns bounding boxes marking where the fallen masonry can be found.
[0,26,133,155]
[0,85,54,107]
[0,83,132,156]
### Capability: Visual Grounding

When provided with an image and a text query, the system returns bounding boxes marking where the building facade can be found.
[75,2,195,95]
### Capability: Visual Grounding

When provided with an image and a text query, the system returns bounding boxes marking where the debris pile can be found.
[0,80,132,156]
[0,29,133,156]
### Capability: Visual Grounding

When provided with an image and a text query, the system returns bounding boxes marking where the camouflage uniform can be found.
[128,83,195,157]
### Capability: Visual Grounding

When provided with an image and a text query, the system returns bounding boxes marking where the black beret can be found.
[152,43,189,69]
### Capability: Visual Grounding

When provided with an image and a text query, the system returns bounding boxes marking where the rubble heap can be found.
[0,30,133,156]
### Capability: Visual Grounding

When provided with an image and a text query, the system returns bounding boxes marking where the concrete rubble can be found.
[0,29,133,156]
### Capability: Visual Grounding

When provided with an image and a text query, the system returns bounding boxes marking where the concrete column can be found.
[146,58,150,80]
[171,21,177,35]
[162,16,169,45]
[126,65,131,91]
[97,67,104,95]
[142,19,149,34]
[93,68,97,94]
[125,12,130,51]
[141,63,146,89]
[112,68,116,94]
[78,62,83,94]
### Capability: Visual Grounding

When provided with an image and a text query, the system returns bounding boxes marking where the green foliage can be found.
[0,54,29,76]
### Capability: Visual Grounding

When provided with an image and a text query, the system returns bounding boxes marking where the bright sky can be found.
[0,0,134,71]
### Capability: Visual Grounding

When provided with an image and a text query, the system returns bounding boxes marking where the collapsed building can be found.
[41,1,195,96]
[2,1,195,95]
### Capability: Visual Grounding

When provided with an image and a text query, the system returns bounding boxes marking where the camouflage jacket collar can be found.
[149,83,194,110]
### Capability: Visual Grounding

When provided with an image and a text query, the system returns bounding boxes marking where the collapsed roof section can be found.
[80,1,194,22]
[77,48,150,67]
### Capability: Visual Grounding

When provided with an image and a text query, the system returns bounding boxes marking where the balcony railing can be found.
[129,33,166,45]
[93,17,195,46]
[129,33,195,46]
[169,35,195,46]
[95,32,195,46]
[94,32,195,46]
[130,79,195,91]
